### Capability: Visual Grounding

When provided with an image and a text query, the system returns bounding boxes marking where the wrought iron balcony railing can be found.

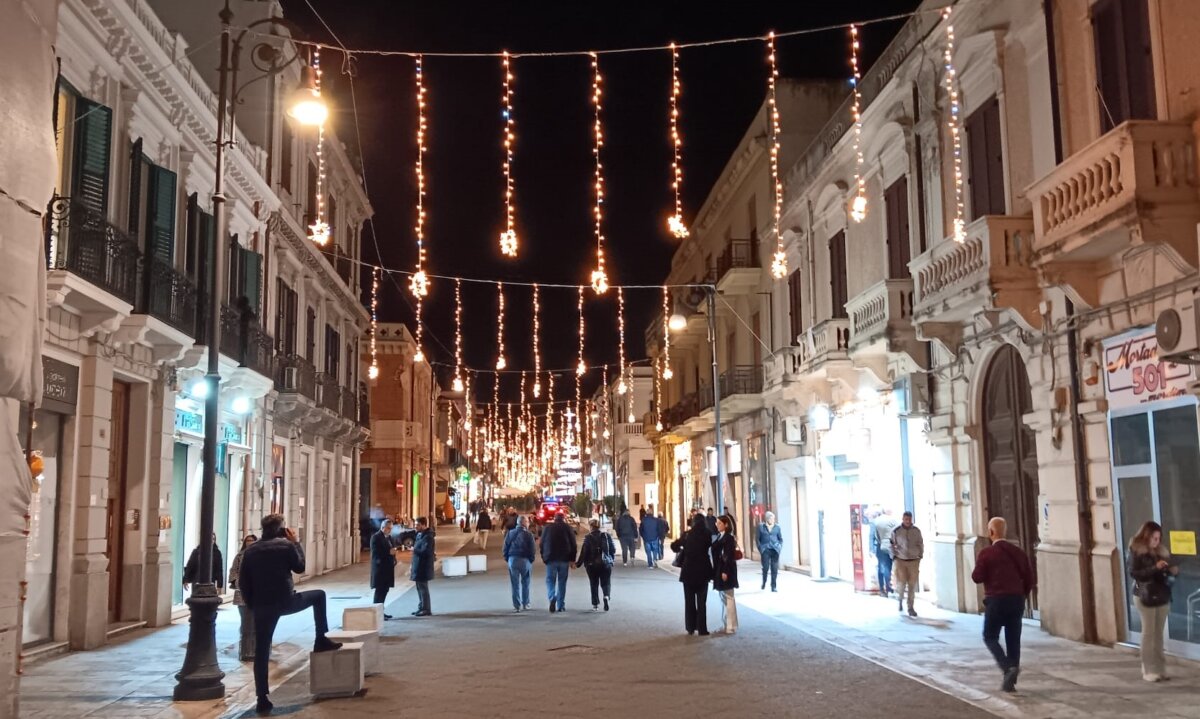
[45,196,140,304]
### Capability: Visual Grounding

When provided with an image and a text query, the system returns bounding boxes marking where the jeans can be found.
[237,605,255,661]
[760,549,780,590]
[414,581,431,613]
[475,529,490,549]
[585,565,612,607]
[656,539,666,561]
[508,557,532,609]
[619,537,637,564]
[683,581,709,634]
[644,540,660,567]
[1137,598,1169,676]
[719,589,738,632]
[545,560,570,610]
[372,585,389,607]
[875,549,894,596]
[982,594,1026,671]
[252,590,331,699]
[894,559,919,610]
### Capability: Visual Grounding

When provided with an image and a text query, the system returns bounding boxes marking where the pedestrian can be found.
[1128,520,1179,682]
[891,511,924,616]
[410,517,435,616]
[504,507,518,532]
[474,506,494,549]
[670,514,714,636]
[539,511,578,612]
[705,508,718,537]
[971,517,1035,693]
[228,533,258,661]
[182,532,225,594]
[640,507,661,568]
[656,514,670,562]
[756,512,783,592]
[239,514,341,715]
[503,515,536,612]
[370,519,397,619]
[712,514,740,635]
[615,508,639,566]
[639,506,647,522]
[576,518,616,611]
[870,508,899,599]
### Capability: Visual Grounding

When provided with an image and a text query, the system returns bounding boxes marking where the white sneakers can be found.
[1143,673,1164,682]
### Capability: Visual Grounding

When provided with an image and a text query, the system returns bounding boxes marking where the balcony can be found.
[317,372,341,413]
[764,347,802,393]
[716,365,764,415]
[275,354,317,400]
[715,239,760,294]
[340,385,358,422]
[357,382,371,428]
[846,278,917,360]
[117,250,201,364]
[44,196,139,334]
[1029,121,1200,267]
[662,393,700,439]
[797,319,851,374]
[910,215,1039,328]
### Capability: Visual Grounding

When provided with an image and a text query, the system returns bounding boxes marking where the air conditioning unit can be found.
[783,416,807,446]
[283,366,299,391]
[1156,298,1200,363]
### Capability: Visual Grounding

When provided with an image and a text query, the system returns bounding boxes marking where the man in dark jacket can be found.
[182,533,224,593]
[671,514,715,635]
[503,515,537,611]
[539,512,577,612]
[656,515,670,563]
[615,509,639,566]
[474,507,494,549]
[757,511,784,592]
[410,517,435,616]
[370,519,397,618]
[239,514,341,715]
[971,517,1035,693]
[639,509,661,568]
[705,508,718,537]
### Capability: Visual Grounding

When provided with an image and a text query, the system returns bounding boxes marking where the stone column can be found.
[119,381,153,622]
[142,377,176,627]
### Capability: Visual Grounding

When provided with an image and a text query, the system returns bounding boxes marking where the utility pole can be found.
[707,287,726,516]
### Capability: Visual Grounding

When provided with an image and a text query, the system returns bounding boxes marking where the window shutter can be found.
[788,270,803,344]
[966,106,989,221]
[72,99,113,217]
[127,139,143,236]
[243,249,262,315]
[185,194,199,276]
[984,100,1006,216]
[830,231,848,319]
[885,176,911,279]
[148,166,177,264]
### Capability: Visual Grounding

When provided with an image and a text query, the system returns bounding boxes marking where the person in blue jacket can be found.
[409,517,435,616]
[615,509,639,566]
[640,508,662,568]
[503,515,536,611]
[756,512,784,592]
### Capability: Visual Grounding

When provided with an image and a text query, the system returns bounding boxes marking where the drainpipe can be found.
[1045,0,1098,643]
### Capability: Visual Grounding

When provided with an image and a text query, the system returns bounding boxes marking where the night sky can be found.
[280,1,920,400]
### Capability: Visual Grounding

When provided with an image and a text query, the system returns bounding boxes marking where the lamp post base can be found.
[173,583,226,701]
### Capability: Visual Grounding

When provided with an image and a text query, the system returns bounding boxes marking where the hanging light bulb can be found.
[849,24,867,223]
[666,43,689,239]
[617,287,627,395]
[576,285,586,376]
[532,283,542,397]
[411,55,430,296]
[589,52,610,295]
[495,282,507,370]
[943,8,967,243]
[368,266,380,380]
[453,277,465,391]
[500,51,519,257]
[766,32,787,279]
[307,47,331,246]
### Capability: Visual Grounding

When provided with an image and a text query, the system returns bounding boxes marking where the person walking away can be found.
[891,511,924,616]
[671,514,715,635]
[475,507,494,549]
[370,519,397,619]
[712,514,740,634]
[1128,520,1179,681]
[410,517,435,616]
[705,508,718,537]
[870,508,899,599]
[757,512,783,592]
[576,519,616,611]
[503,515,536,611]
[656,514,671,562]
[615,509,639,566]
[239,514,341,715]
[971,517,1035,693]
[228,534,258,661]
[183,532,225,595]
[540,511,578,612]
[640,509,662,568]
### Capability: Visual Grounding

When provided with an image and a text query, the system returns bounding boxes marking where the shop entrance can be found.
[106,380,131,623]
[981,344,1040,614]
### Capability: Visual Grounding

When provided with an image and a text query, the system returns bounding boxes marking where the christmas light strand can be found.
[589,53,610,295]
[495,281,507,370]
[367,267,380,379]
[576,285,587,376]
[532,283,542,397]
[452,278,464,391]
[414,294,425,363]
[767,33,787,279]
[625,362,636,423]
[667,43,689,239]
[499,51,518,257]
[943,7,966,243]
[409,54,430,298]
[661,285,674,380]
[617,287,627,395]
[849,25,867,223]
[654,355,663,431]
[308,46,330,246]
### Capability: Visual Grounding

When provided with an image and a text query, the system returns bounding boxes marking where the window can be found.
[225,236,263,314]
[325,324,341,378]
[127,140,178,264]
[747,195,758,240]
[305,307,316,363]
[1092,0,1155,132]
[727,330,736,369]
[829,230,848,319]
[965,96,1005,219]
[642,459,655,473]
[275,279,298,355]
[884,176,910,279]
[280,118,294,193]
[788,270,804,344]
[59,86,112,218]
[328,194,338,247]
[751,312,762,367]
[305,161,318,227]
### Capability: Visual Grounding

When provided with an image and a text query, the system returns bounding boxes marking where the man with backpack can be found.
[575,519,616,611]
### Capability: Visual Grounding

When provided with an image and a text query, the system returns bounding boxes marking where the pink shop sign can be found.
[1103,331,1193,410]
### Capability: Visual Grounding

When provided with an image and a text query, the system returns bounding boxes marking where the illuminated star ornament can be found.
[307,46,330,246]
[666,43,689,239]
[409,54,430,299]
[849,25,867,223]
[766,32,787,279]
[499,51,519,257]
[943,8,967,242]
[589,53,610,295]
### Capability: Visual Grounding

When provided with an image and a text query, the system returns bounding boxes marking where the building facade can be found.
[589,366,655,512]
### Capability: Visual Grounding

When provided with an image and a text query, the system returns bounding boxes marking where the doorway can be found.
[981,344,1040,613]
[106,380,131,623]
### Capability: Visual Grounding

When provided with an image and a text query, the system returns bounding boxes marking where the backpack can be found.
[589,533,612,568]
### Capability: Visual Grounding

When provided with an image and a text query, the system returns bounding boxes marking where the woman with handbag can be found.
[671,514,714,635]
[575,519,616,611]
[712,514,741,635]
[1128,520,1179,681]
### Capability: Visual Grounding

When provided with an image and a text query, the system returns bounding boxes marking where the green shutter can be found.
[148,166,177,264]
[127,139,143,236]
[72,99,112,217]
[243,249,262,315]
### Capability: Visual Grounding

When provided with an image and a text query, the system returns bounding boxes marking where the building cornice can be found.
[270,210,370,327]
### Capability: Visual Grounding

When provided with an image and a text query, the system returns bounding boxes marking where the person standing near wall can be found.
[891,511,924,617]
[410,517,435,617]
[1128,520,1179,682]
[370,519,397,619]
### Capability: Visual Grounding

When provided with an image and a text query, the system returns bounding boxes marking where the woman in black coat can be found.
[712,514,740,635]
[370,519,397,618]
[670,514,715,635]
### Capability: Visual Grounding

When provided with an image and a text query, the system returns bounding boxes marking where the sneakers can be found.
[313,636,342,653]
[603,596,610,612]
[1143,673,1163,683]
[413,610,431,617]
[255,697,273,715]
[523,603,531,610]
[770,587,778,592]
[513,607,522,613]
[907,607,918,618]
[591,606,600,612]
[1001,667,1020,692]
[622,561,628,567]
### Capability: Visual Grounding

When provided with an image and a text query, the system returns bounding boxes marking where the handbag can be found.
[672,542,685,567]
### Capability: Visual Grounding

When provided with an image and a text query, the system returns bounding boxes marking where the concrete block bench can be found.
[325,629,380,675]
[441,556,468,577]
[342,604,383,631]
[310,642,364,698]
[468,554,487,573]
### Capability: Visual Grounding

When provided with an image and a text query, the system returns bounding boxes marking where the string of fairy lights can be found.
[335,6,968,491]
[307,47,330,246]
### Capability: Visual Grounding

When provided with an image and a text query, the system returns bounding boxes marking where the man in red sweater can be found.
[971,517,1035,693]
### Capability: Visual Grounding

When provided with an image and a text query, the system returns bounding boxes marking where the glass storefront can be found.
[18,406,65,646]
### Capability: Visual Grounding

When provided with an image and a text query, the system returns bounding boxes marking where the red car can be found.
[536,502,564,525]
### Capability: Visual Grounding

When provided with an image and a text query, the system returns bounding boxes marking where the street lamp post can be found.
[706,287,726,517]
[174,2,325,701]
